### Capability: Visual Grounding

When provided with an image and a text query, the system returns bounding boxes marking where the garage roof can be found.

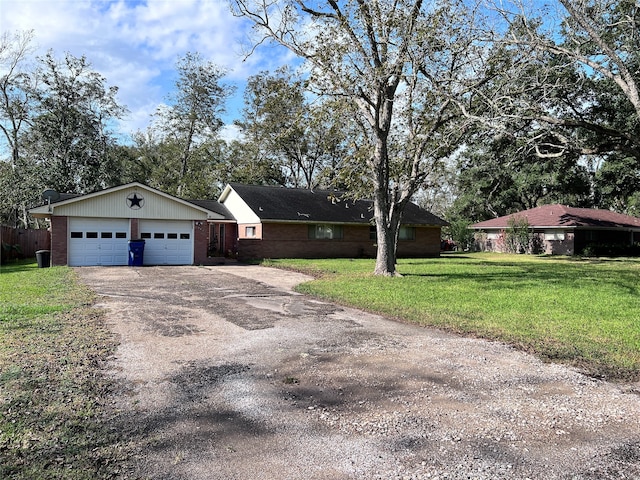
[30,182,233,221]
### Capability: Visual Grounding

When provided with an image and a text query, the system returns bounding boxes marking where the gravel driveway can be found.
[76,265,640,480]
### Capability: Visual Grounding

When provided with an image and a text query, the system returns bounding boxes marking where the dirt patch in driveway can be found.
[76,265,640,480]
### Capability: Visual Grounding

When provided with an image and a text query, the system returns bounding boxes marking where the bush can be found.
[504,216,531,254]
[581,242,640,257]
[446,218,475,251]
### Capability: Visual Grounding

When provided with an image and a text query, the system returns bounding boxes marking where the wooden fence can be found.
[1,226,51,263]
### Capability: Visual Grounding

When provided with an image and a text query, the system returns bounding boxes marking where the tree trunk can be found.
[372,137,399,276]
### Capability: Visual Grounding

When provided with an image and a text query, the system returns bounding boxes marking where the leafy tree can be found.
[235,68,348,189]
[22,51,126,194]
[445,217,474,251]
[218,139,287,187]
[492,0,640,161]
[0,30,35,170]
[153,52,232,197]
[231,0,490,275]
[593,154,640,216]
[450,122,593,222]
[0,31,38,227]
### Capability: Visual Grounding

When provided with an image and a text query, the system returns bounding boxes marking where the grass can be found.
[0,261,131,479]
[262,253,640,381]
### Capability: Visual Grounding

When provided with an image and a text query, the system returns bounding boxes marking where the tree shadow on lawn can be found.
[0,259,39,273]
[399,257,638,293]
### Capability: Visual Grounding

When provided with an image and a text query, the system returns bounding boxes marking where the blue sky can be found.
[0,0,295,142]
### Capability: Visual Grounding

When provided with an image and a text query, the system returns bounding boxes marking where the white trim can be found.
[30,182,219,218]
[219,185,261,223]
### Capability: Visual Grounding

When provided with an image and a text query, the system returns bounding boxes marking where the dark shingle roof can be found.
[229,183,448,226]
[187,199,235,220]
[472,204,640,230]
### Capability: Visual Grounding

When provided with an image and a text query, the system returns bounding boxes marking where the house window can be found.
[487,233,501,240]
[369,225,414,240]
[544,231,565,241]
[245,226,256,238]
[398,226,415,241]
[309,224,343,240]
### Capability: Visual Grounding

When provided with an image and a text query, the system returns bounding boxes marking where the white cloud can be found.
[0,0,296,137]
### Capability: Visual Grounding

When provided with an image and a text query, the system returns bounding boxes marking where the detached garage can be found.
[29,182,235,267]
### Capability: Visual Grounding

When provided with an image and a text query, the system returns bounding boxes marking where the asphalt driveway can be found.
[76,265,640,479]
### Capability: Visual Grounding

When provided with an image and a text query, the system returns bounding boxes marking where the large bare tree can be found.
[231,0,486,275]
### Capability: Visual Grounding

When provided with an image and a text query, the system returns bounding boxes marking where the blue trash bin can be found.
[128,239,145,266]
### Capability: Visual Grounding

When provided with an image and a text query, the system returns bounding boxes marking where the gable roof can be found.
[222,183,448,226]
[472,204,640,230]
[29,182,234,221]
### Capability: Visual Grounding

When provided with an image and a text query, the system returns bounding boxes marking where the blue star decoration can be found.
[127,193,145,209]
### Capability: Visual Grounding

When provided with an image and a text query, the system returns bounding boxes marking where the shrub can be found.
[581,242,640,257]
[447,218,475,251]
[504,216,532,254]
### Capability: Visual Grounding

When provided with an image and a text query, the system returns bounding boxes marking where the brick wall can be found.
[193,220,209,265]
[50,216,68,266]
[474,230,578,255]
[130,218,139,239]
[397,227,441,257]
[237,223,441,259]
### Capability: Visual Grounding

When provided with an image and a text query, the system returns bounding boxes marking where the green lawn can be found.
[263,253,640,380]
[0,261,128,479]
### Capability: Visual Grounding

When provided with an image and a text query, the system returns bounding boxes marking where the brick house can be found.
[29,182,447,266]
[220,183,448,260]
[471,204,640,255]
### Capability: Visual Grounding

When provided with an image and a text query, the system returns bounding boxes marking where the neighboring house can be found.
[29,182,447,266]
[220,183,447,260]
[471,204,640,255]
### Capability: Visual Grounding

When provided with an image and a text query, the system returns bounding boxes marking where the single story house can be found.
[29,182,447,266]
[471,204,640,255]
[220,183,447,260]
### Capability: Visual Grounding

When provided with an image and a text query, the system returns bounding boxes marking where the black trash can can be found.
[36,250,51,268]
[128,239,145,267]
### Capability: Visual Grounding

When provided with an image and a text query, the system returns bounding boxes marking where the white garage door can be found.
[69,218,130,266]
[139,220,193,265]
